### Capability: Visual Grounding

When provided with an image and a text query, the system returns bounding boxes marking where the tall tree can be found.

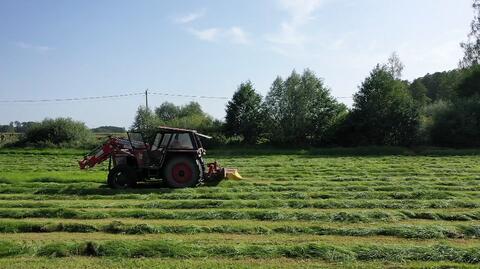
[264,69,346,145]
[430,96,480,147]
[409,79,431,107]
[155,102,179,122]
[131,106,158,133]
[385,52,404,79]
[225,81,263,144]
[152,101,215,132]
[460,0,480,68]
[457,65,480,97]
[178,102,204,118]
[350,65,419,146]
[263,77,286,129]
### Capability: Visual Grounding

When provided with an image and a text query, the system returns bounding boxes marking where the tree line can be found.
[131,55,479,148]
[131,0,480,148]
[0,122,125,134]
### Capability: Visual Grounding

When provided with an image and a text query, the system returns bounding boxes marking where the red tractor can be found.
[79,126,242,188]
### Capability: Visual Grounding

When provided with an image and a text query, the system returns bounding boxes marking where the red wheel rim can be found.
[171,162,193,183]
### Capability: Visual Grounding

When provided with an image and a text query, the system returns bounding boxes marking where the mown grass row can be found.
[1,240,480,264]
[6,178,480,187]
[1,208,480,222]
[1,258,478,269]
[1,191,479,202]
[2,187,479,201]
[2,220,480,239]
[4,181,480,192]
[3,199,480,210]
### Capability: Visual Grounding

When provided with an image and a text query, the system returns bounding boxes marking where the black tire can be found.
[163,156,201,188]
[107,164,137,189]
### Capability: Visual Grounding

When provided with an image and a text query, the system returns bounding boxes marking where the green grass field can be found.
[1,148,480,268]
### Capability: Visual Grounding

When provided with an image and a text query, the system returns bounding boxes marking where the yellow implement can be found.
[225,168,243,180]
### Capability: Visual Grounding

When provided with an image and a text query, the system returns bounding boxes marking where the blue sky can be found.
[0,0,473,128]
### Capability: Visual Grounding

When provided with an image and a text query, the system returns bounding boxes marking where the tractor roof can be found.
[157,126,212,139]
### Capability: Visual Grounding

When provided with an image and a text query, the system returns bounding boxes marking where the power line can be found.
[0,92,144,103]
[149,91,229,100]
[0,91,231,103]
[0,90,353,104]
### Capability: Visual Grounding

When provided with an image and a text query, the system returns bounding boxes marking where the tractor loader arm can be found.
[79,137,132,169]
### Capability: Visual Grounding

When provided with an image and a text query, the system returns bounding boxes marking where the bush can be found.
[23,118,94,148]
[458,65,480,98]
[416,100,452,145]
[430,97,480,147]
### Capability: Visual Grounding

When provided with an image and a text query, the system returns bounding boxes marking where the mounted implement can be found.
[79,126,242,188]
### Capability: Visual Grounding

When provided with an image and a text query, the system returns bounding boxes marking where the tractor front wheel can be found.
[107,164,137,189]
[164,156,201,188]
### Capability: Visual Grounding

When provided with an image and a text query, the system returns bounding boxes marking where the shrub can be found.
[416,100,451,145]
[430,96,480,147]
[23,118,94,148]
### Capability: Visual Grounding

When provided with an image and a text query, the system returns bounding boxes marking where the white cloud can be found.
[226,27,250,44]
[173,9,206,24]
[188,26,251,45]
[188,28,220,42]
[174,11,250,45]
[278,0,325,26]
[267,0,327,52]
[13,41,54,52]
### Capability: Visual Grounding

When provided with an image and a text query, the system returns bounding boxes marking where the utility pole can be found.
[145,89,149,110]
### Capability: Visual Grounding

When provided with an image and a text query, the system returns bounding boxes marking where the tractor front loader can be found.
[79,127,242,189]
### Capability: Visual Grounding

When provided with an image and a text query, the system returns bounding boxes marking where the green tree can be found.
[409,79,431,106]
[131,106,158,133]
[411,69,464,102]
[457,65,480,97]
[416,100,451,145]
[430,97,480,147]
[263,77,286,133]
[460,0,480,68]
[349,65,419,146]
[178,102,204,118]
[264,69,346,145]
[225,81,263,144]
[154,102,179,121]
[152,101,217,133]
[427,65,480,147]
[385,52,404,79]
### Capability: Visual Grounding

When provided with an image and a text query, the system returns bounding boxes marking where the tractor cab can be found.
[149,128,206,153]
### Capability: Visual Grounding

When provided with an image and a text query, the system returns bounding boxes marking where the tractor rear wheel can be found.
[164,156,201,188]
[107,164,137,189]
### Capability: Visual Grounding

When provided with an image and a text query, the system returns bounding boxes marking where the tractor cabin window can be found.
[160,134,172,147]
[169,133,194,149]
[128,132,147,149]
[151,133,162,151]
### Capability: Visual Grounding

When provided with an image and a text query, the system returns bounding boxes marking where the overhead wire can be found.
[0,90,353,104]
[0,92,144,103]
[149,91,229,100]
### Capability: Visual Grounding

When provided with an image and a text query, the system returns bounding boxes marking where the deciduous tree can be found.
[225,81,263,144]
[460,0,480,68]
